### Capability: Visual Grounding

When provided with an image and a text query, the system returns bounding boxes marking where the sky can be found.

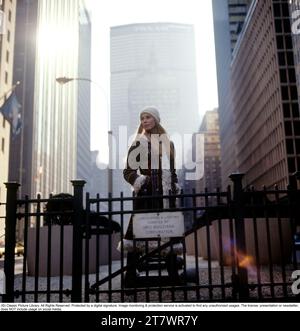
[86,0,218,163]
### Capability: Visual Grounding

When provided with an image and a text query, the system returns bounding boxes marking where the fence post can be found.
[71,180,86,302]
[3,182,20,302]
[229,173,249,300]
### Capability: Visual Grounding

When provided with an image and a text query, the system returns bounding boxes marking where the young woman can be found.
[122,106,182,286]
[123,106,180,239]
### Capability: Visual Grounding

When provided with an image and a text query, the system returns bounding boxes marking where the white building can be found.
[31,0,91,197]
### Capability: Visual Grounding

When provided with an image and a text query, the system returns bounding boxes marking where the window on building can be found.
[6,50,9,63]
[289,69,296,83]
[281,3,290,17]
[7,30,10,42]
[284,121,292,136]
[273,3,281,17]
[275,19,282,33]
[287,52,294,66]
[286,139,294,154]
[4,71,8,84]
[288,157,296,173]
[283,19,291,33]
[2,116,5,128]
[285,35,293,49]
[1,138,4,153]
[292,103,300,118]
[297,158,300,171]
[294,122,300,136]
[290,86,298,100]
[280,69,287,83]
[296,140,300,153]
[8,10,11,22]
[281,86,289,100]
[278,52,285,66]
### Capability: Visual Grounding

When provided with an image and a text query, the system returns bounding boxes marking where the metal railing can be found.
[0,174,299,303]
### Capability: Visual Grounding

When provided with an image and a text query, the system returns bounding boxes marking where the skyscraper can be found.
[290,0,300,102]
[196,109,221,196]
[9,0,38,198]
[228,0,253,52]
[212,0,252,188]
[110,23,199,196]
[231,0,300,188]
[77,5,91,193]
[9,0,91,198]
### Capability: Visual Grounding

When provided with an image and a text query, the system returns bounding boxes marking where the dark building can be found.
[10,0,91,197]
[228,0,253,52]
[9,0,38,197]
[290,0,300,102]
[231,0,300,188]
[212,0,252,188]
[77,6,92,193]
[196,109,222,196]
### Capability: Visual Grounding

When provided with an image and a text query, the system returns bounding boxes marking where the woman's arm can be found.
[123,142,149,193]
[170,141,178,184]
[123,144,139,185]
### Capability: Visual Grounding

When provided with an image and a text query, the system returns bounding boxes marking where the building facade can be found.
[6,0,91,199]
[9,0,38,198]
[77,5,91,193]
[231,0,299,188]
[290,0,300,102]
[0,0,17,244]
[195,109,222,196]
[212,0,252,188]
[228,0,253,52]
[11,0,91,198]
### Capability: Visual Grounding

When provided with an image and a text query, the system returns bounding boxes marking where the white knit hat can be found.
[140,106,161,124]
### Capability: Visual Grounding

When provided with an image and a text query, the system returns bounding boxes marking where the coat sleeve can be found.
[123,143,139,186]
[170,141,178,184]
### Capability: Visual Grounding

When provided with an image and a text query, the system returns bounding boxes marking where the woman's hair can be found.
[136,122,167,135]
[133,120,175,160]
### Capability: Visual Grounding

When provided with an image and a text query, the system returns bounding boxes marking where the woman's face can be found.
[141,113,156,132]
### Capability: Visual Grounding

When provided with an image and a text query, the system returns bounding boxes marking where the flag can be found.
[0,91,22,135]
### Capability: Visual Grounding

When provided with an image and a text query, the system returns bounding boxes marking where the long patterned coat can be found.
[123,137,179,239]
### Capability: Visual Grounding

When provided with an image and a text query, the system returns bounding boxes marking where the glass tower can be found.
[32,0,90,197]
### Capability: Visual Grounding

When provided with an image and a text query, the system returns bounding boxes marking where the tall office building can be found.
[77,5,91,193]
[231,0,300,188]
[110,23,199,196]
[9,0,91,198]
[186,109,221,254]
[212,0,252,188]
[212,0,235,189]
[196,109,221,196]
[290,0,300,102]
[228,0,253,52]
[9,0,38,198]
[0,0,17,245]
[31,0,91,197]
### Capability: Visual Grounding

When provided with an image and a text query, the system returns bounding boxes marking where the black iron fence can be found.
[0,174,300,303]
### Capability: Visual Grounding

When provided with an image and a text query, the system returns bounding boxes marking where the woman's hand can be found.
[174,183,181,195]
[133,175,150,193]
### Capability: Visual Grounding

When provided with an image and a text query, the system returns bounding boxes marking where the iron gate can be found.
[0,174,300,302]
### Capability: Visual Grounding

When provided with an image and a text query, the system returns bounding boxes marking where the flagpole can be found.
[0,81,21,103]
